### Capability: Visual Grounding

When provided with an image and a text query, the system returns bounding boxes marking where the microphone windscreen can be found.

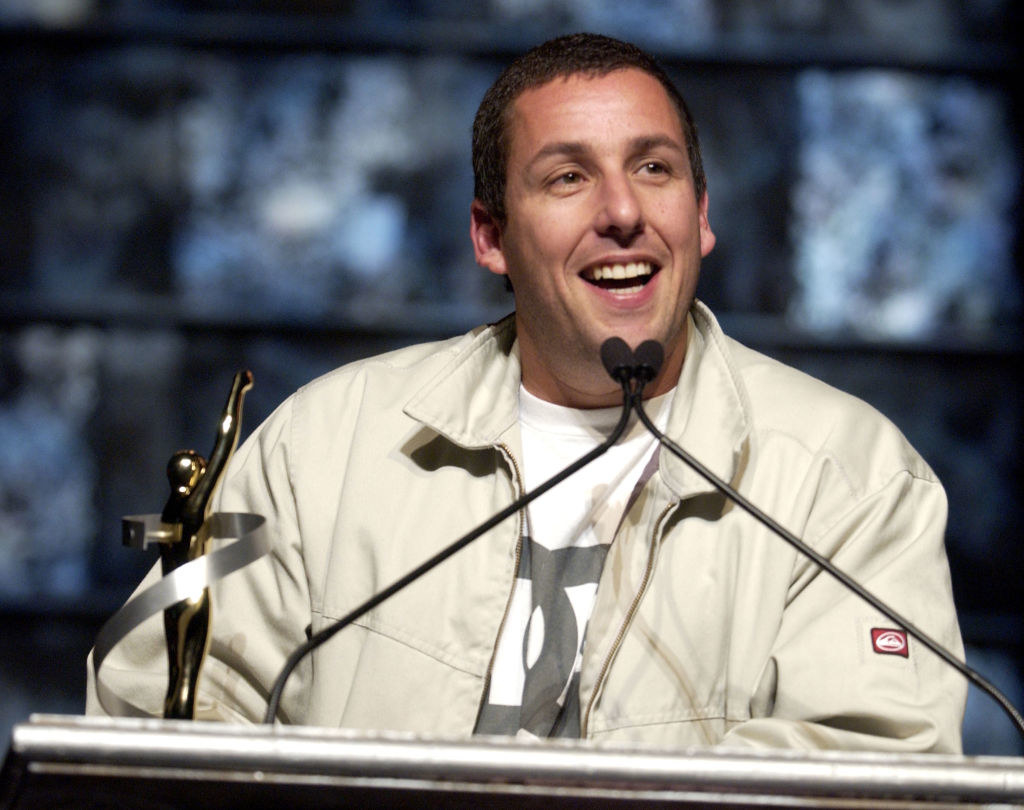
[600,337,634,382]
[634,340,664,381]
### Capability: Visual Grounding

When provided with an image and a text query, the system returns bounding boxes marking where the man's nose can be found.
[594,174,644,243]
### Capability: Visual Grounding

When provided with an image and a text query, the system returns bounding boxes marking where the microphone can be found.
[613,338,1024,740]
[263,349,637,723]
[600,337,663,388]
[600,336,634,385]
[633,340,664,385]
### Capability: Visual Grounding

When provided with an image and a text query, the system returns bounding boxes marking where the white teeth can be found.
[588,261,653,281]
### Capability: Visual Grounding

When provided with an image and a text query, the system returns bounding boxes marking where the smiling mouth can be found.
[582,261,657,294]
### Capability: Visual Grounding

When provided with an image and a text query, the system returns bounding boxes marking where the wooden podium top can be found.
[3,714,1023,809]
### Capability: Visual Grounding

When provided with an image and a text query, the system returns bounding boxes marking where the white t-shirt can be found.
[474,385,673,738]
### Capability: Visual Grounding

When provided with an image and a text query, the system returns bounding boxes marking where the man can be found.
[88,33,965,751]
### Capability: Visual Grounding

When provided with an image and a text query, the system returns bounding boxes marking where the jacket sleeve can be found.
[86,396,313,724]
[719,467,967,753]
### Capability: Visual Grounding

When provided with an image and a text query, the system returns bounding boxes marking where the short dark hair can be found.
[471,33,707,222]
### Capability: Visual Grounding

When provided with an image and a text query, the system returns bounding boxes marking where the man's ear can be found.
[470,199,508,276]
[698,191,716,258]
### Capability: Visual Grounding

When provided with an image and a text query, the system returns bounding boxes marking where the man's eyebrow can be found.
[628,134,687,156]
[526,140,588,167]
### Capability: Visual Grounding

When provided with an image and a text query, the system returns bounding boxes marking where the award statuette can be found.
[157,370,253,719]
[92,370,271,720]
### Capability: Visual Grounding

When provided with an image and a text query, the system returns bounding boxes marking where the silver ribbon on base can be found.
[93,511,270,718]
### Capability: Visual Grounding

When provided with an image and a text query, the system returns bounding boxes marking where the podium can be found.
[3,715,1023,809]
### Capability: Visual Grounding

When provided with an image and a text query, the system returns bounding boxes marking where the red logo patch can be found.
[871,628,909,657]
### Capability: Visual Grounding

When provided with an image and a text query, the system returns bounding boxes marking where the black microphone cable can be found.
[624,337,1024,741]
[262,362,637,724]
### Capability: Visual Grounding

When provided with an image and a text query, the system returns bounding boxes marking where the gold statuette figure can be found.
[158,370,253,719]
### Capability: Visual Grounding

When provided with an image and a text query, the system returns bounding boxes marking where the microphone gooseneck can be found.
[263,349,636,724]
[619,338,1024,741]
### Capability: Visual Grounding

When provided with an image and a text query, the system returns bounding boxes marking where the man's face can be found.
[471,68,715,407]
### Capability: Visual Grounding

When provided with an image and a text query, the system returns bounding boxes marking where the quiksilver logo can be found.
[871,628,909,658]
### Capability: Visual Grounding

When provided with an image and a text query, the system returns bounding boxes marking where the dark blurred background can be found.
[0,0,1020,754]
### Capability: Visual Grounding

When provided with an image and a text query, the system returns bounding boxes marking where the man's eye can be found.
[641,161,667,174]
[554,171,582,185]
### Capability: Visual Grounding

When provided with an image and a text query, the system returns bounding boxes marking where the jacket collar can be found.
[404,314,521,450]
[404,303,751,498]
[657,301,752,498]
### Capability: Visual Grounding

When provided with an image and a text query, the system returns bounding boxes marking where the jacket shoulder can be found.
[297,326,489,400]
[723,335,939,492]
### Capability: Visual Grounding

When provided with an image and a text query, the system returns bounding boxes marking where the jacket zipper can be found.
[580,502,673,737]
[475,442,526,722]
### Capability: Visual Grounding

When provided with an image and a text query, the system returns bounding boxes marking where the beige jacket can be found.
[88,302,965,752]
